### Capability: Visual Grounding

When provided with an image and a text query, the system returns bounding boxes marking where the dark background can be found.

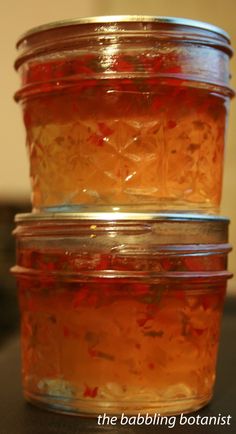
[0,201,30,346]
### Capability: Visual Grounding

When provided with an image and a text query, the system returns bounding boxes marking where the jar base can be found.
[24,390,212,417]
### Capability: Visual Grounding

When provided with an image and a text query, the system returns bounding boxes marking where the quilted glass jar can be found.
[12,212,231,416]
[14,16,233,212]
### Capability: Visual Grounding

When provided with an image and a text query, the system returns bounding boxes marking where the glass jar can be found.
[12,212,231,416]
[14,16,234,213]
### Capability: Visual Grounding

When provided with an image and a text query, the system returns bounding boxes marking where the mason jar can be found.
[14,16,234,213]
[12,212,231,415]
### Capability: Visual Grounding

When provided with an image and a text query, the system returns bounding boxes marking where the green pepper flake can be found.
[88,347,114,360]
[144,330,164,338]
[97,351,114,361]
[142,295,153,304]
[73,62,93,75]
[133,77,150,93]
[181,313,190,336]
[42,254,55,264]
[85,331,100,345]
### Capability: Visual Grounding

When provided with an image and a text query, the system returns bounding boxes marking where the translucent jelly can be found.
[12,213,231,415]
[22,81,227,211]
[15,17,233,212]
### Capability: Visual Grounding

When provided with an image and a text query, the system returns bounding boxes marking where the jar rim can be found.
[16,15,230,47]
[14,212,229,223]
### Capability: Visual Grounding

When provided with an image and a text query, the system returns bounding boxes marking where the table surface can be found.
[0,300,235,434]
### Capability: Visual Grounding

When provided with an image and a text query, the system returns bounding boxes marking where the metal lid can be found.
[15,212,229,223]
[17,15,230,47]
[14,212,229,246]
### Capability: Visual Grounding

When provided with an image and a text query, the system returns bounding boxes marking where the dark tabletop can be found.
[0,299,235,434]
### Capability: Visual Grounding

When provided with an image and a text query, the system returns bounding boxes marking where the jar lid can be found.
[17,15,230,45]
[15,212,229,223]
[14,212,229,245]
[13,212,231,282]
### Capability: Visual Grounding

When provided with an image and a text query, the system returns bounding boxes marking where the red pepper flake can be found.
[29,64,43,83]
[72,102,78,113]
[108,80,122,93]
[201,295,213,310]
[139,54,151,69]
[42,63,53,82]
[167,65,182,74]
[135,343,141,350]
[122,78,136,86]
[28,297,38,312]
[175,290,185,301]
[96,254,111,270]
[152,97,162,111]
[189,325,206,337]
[89,133,104,147]
[196,98,211,115]
[40,275,55,288]
[83,54,97,63]
[63,326,70,337]
[73,289,88,308]
[80,80,97,91]
[193,328,205,336]
[133,283,149,295]
[83,385,98,398]
[148,362,155,370]
[152,57,163,72]
[184,257,204,272]
[212,151,217,163]
[98,122,113,137]
[114,58,134,72]
[52,61,65,80]
[41,261,55,272]
[72,59,94,75]
[87,293,98,306]
[161,258,173,271]
[88,347,99,357]
[137,317,150,327]
[167,120,177,129]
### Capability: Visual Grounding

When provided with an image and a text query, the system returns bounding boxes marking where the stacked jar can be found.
[12,16,234,416]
